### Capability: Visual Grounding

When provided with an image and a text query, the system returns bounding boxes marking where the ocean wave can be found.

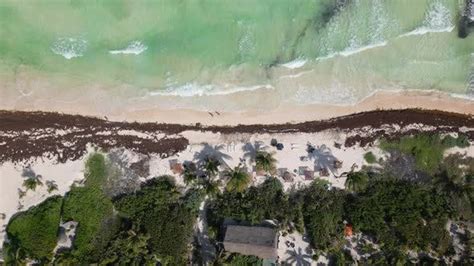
[149,83,274,97]
[280,59,307,69]
[51,37,87,59]
[316,41,387,61]
[109,41,147,55]
[400,0,454,37]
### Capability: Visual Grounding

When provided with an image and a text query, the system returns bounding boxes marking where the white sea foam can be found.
[281,59,307,69]
[51,37,87,59]
[401,0,454,37]
[316,41,387,61]
[109,41,148,55]
[149,83,274,97]
[339,41,387,57]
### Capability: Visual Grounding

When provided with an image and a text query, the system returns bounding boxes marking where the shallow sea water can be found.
[0,0,472,109]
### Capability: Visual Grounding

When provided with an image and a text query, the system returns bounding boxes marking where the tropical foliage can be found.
[225,167,251,193]
[114,177,203,264]
[380,133,467,174]
[255,151,277,174]
[208,177,289,226]
[346,179,450,256]
[363,151,376,164]
[300,182,346,250]
[22,176,43,191]
[4,196,62,263]
[61,153,115,262]
[344,171,369,192]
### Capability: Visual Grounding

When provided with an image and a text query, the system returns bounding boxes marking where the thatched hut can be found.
[223,225,279,259]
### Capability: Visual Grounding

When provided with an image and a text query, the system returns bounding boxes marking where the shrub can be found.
[5,196,62,263]
[363,152,376,164]
[61,153,115,261]
[455,134,470,148]
[113,177,200,265]
[380,134,447,174]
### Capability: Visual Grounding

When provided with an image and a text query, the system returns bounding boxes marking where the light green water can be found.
[0,0,472,108]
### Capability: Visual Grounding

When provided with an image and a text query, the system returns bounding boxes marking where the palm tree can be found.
[22,176,43,191]
[46,180,58,193]
[345,171,368,192]
[183,168,198,186]
[203,179,221,198]
[204,156,220,178]
[225,167,251,193]
[255,151,277,174]
[125,229,150,256]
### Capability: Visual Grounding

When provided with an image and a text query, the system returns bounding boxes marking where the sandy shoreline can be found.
[122,90,474,125]
[2,89,472,126]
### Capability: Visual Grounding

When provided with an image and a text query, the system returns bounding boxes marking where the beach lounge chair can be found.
[303,170,314,180]
[298,166,309,176]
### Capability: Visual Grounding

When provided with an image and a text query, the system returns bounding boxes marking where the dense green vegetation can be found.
[346,180,450,256]
[300,182,346,251]
[380,133,468,174]
[208,177,290,227]
[4,196,62,263]
[61,153,115,262]
[224,167,251,193]
[208,134,473,263]
[113,177,203,264]
[223,253,263,265]
[3,133,472,264]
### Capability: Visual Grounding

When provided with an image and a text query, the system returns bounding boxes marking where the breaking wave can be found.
[401,0,454,37]
[50,37,88,59]
[149,83,274,97]
[109,41,148,55]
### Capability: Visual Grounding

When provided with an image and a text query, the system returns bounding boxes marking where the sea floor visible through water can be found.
[0,0,473,118]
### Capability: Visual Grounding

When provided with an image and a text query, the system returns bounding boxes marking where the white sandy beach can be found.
[2,123,472,262]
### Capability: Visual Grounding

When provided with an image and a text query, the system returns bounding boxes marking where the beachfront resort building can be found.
[223,225,279,260]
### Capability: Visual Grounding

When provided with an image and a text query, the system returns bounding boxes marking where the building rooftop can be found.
[223,225,278,259]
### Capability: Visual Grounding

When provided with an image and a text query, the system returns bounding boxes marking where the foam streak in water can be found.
[109,41,147,55]
[281,59,307,69]
[51,37,87,59]
[149,83,274,97]
[401,0,454,37]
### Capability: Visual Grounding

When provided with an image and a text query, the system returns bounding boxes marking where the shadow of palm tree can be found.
[308,144,339,174]
[242,141,266,162]
[193,143,232,169]
[285,247,312,266]
[21,166,38,179]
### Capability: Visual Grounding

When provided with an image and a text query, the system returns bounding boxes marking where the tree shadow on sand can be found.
[307,144,339,174]
[193,143,232,169]
[242,141,267,162]
[285,247,312,266]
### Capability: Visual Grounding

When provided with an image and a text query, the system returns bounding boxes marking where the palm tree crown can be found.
[255,151,277,174]
[345,171,368,192]
[225,167,251,193]
[22,176,43,191]
[204,156,220,178]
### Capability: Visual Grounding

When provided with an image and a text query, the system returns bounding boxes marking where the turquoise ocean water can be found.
[0,0,473,110]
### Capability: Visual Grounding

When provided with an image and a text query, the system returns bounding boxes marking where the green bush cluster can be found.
[61,153,115,261]
[380,134,454,174]
[4,153,202,265]
[4,196,63,263]
[208,177,290,227]
[113,177,203,264]
[363,151,377,164]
